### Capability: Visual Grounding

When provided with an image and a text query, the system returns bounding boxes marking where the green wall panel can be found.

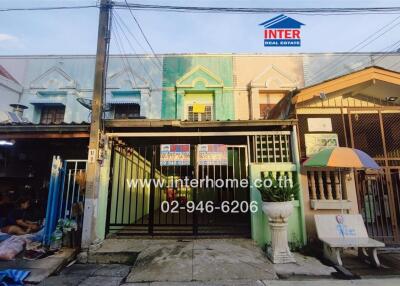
[249,164,305,248]
[161,56,234,120]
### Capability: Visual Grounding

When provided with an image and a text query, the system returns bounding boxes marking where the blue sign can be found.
[259,14,305,47]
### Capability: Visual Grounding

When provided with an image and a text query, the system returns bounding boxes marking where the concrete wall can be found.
[300,169,359,242]
[232,55,304,120]
[0,75,22,112]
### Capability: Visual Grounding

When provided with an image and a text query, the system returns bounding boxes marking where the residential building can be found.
[1,53,399,248]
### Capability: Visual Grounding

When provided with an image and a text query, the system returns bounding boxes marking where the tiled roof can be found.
[0,117,89,126]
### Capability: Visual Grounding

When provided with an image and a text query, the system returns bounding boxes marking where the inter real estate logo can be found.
[259,14,305,47]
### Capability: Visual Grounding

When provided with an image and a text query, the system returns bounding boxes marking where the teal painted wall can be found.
[161,56,234,120]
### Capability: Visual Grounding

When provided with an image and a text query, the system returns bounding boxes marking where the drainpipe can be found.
[292,124,307,245]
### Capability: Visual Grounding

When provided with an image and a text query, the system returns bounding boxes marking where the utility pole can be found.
[82,0,111,248]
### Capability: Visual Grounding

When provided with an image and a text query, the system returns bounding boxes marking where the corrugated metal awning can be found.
[30,98,66,106]
[107,99,140,105]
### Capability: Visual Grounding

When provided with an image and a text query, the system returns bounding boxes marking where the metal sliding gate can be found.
[106,142,250,236]
[349,108,400,244]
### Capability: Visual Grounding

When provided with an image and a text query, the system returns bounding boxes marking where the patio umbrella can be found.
[303,147,380,170]
[303,147,380,213]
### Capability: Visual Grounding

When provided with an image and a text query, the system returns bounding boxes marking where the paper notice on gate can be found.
[160,144,191,166]
[197,144,228,165]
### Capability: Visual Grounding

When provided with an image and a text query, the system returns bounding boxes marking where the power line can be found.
[0,5,98,12]
[307,15,400,84]
[123,0,163,68]
[2,3,400,16]
[111,14,139,88]
[371,40,400,64]
[113,12,158,87]
[113,2,400,15]
[386,56,400,70]
[112,11,158,88]
[114,10,162,70]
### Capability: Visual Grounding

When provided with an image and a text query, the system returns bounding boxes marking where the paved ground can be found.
[0,248,75,284]
[35,239,400,285]
[36,264,131,286]
[126,239,278,283]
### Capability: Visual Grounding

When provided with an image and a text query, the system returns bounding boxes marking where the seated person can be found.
[0,197,40,235]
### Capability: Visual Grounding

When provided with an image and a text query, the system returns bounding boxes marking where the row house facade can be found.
[0,53,399,248]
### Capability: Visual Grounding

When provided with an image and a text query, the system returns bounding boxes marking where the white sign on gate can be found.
[307,118,333,132]
[160,144,191,166]
[197,144,228,165]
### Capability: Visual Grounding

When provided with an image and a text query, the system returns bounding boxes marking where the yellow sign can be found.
[193,103,206,113]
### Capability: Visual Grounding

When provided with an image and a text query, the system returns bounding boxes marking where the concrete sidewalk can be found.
[90,238,335,283]
[0,248,76,284]
[120,278,400,286]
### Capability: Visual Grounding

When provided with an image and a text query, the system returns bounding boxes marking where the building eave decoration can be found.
[176,65,224,88]
[250,64,297,90]
[29,66,77,89]
[107,67,150,90]
[293,66,400,104]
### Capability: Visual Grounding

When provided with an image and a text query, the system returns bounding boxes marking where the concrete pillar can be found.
[250,87,260,120]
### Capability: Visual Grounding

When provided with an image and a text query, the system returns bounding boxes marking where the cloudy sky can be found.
[0,0,400,55]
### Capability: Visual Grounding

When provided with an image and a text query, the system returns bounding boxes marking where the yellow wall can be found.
[233,55,304,119]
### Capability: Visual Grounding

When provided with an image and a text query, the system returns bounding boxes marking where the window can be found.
[114,104,140,119]
[40,106,65,124]
[259,92,285,119]
[260,104,274,119]
[187,105,212,121]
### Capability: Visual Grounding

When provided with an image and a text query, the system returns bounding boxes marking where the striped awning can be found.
[107,99,141,105]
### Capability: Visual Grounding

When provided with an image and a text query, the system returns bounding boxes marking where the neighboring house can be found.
[105,56,162,119]
[0,55,162,124]
[272,65,400,244]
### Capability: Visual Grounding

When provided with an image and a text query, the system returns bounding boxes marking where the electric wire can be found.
[113,2,400,15]
[112,11,159,87]
[371,40,400,65]
[386,57,400,70]
[307,15,400,84]
[114,10,156,87]
[112,14,139,89]
[123,0,163,68]
[0,5,98,12]
[113,10,163,71]
[112,10,140,91]
[2,3,400,16]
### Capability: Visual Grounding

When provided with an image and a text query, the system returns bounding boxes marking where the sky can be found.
[0,0,400,55]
